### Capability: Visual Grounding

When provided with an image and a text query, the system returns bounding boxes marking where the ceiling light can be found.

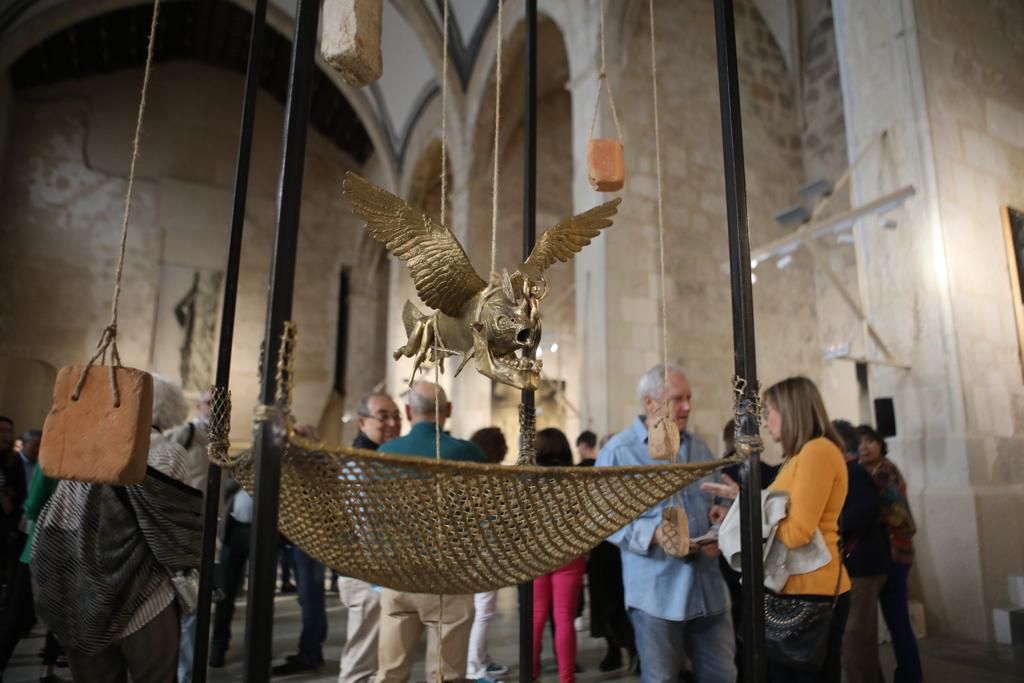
[777,255,792,269]
[550,343,559,353]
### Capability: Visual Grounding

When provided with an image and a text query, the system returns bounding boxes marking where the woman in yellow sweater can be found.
[763,376,851,683]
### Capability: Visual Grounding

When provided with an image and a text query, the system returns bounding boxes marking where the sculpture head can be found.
[471,270,544,391]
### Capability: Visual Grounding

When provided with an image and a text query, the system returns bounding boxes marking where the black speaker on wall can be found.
[874,398,897,437]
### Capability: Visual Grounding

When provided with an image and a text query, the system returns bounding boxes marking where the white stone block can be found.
[962,127,1012,177]
[909,599,926,639]
[992,606,1024,644]
[321,0,382,87]
[985,97,1024,149]
[1010,574,1024,607]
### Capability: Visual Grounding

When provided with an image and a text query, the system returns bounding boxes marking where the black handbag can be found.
[764,554,843,672]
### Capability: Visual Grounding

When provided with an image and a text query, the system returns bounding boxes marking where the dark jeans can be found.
[293,547,327,665]
[767,592,850,683]
[879,562,923,683]
[211,518,251,655]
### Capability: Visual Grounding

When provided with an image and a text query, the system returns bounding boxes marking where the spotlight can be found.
[751,273,758,284]
[550,343,559,353]
[776,255,793,269]
[536,348,543,358]
[751,258,759,269]
[774,205,811,226]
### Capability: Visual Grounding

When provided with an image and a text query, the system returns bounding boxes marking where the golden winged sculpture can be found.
[343,172,621,390]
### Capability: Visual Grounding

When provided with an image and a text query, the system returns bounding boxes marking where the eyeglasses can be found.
[359,412,402,424]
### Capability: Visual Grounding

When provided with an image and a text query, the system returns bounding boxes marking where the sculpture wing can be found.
[343,172,487,316]
[524,198,621,273]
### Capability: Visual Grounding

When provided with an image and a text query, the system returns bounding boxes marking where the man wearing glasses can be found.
[335,392,401,683]
[354,393,403,450]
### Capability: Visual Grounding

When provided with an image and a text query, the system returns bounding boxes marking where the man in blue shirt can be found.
[596,364,735,683]
[374,381,485,683]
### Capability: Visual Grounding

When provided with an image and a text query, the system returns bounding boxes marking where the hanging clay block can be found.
[661,506,690,558]
[647,405,680,461]
[588,138,625,192]
[321,0,383,87]
[40,365,153,485]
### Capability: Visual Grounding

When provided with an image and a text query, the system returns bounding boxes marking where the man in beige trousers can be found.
[373,382,486,683]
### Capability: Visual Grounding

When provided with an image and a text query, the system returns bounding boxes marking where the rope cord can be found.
[648,0,668,385]
[436,2,450,674]
[72,0,161,406]
[588,0,623,142]
[440,0,449,228]
[489,0,503,276]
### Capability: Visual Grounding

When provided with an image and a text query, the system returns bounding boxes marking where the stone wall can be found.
[834,0,1024,639]
[914,0,1024,635]
[0,62,386,445]
[595,0,818,449]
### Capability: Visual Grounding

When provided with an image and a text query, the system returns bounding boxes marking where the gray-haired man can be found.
[596,364,735,683]
[373,381,485,683]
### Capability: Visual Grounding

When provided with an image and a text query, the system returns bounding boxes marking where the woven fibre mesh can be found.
[235,434,731,594]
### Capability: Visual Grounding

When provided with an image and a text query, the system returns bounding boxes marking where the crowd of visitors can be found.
[0,360,923,683]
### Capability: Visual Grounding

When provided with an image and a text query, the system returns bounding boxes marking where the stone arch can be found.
[461,12,580,443]
[0,0,397,187]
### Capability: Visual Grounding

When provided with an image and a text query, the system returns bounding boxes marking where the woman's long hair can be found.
[536,427,574,467]
[763,376,842,459]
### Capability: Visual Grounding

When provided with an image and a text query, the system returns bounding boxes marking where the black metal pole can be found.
[242,0,320,680]
[192,1,267,679]
[518,1,537,682]
[713,1,766,681]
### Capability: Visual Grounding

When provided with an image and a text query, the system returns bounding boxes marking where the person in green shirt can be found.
[374,381,484,683]
[0,462,62,682]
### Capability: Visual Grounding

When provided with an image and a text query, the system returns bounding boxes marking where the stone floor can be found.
[6,586,1024,682]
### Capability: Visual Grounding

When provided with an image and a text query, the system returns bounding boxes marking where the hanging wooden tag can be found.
[321,0,383,87]
[647,403,679,461]
[661,506,690,558]
[588,138,625,192]
[40,365,153,485]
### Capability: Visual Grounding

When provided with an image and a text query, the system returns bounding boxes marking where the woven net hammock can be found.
[232,436,728,594]
[214,323,734,594]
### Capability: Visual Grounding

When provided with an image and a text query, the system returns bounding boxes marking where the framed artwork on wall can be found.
[1001,205,1024,381]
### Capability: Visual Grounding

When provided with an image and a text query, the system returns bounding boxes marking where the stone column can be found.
[833,0,994,639]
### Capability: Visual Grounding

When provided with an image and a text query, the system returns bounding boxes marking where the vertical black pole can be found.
[243,0,320,680]
[192,1,267,679]
[518,1,537,682]
[713,1,766,681]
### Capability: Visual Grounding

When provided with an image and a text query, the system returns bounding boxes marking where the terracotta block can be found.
[661,506,690,558]
[40,365,153,485]
[321,0,383,87]
[647,406,680,461]
[588,138,625,192]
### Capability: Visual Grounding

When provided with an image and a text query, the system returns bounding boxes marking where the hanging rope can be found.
[439,0,449,228]
[436,3,451,676]
[648,0,669,383]
[72,0,161,406]
[489,0,504,276]
[588,0,623,143]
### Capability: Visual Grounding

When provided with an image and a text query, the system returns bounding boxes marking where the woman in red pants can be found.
[532,428,586,683]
